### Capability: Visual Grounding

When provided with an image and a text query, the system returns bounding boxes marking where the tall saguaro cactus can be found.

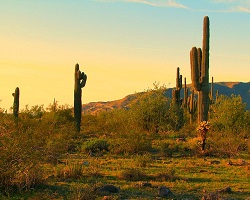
[74,63,87,132]
[12,87,20,118]
[190,16,210,124]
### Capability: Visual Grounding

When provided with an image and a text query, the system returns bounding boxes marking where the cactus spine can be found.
[74,63,87,132]
[172,67,182,106]
[12,87,20,118]
[190,16,210,124]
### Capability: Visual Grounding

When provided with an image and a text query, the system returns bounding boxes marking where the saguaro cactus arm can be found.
[190,47,201,91]
[80,72,87,88]
[202,16,210,81]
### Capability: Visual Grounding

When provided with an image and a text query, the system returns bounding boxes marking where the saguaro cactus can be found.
[188,90,197,124]
[183,77,188,108]
[210,76,214,103]
[172,67,182,106]
[12,87,20,118]
[74,63,87,132]
[190,16,210,124]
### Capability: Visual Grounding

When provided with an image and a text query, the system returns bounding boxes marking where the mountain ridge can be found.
[82,82,250,114]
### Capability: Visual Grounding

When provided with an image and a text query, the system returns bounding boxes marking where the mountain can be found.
[82,82,250,114]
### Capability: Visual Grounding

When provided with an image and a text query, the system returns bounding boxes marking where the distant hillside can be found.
[82,82,250,114]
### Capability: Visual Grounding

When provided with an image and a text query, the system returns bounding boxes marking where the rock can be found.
[210,160,220,165]
[237,159,247,166]
[96,184,119,194]
[163,161,172,164]
[82,160,89,166]
[158,186,172,197]
[176,137,186,142]
[201,192,220,200]
[217,187,232,194]
[226,160,233,165]
[138,182,152,187]
[102,196,113,200]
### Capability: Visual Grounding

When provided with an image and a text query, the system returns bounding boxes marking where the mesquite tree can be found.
[74,63,87,132]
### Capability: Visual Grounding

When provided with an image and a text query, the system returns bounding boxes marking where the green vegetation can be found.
[1,16,250,199]
[1,84,250,199]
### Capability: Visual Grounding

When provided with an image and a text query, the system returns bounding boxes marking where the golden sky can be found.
[1,0,249,110]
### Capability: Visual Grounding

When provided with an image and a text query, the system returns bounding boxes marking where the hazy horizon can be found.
[1,0,250,110]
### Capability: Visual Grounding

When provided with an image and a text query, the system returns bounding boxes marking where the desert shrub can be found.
[20,104,45,119]
[82,138,109,153]
[185,137,202,156]
[132,153,152,168]
[154,168,178,181]
[210,94,247,133]
[206,131,247,157]
[54,161,84,180]
[129,83,171,133]
[88,83,186,135]
[0,105,76,193]
[82,158,103,178]
[109,131,152,155]
[154,139,191,157]
[70,184,97,200]
[166,102,184,131]
[243,110,250,135]
[0,129,45,193]
[158,140,178,157]
[119,168,148,181]
[81,114,102,136]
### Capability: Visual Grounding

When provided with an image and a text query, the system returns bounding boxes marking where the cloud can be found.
[95,0,189,9]
[234,6,250,12]
[211,0,250,13]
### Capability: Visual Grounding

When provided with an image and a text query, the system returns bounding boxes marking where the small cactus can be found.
[74,63,87,132]
[183,77,188,108]
[172,67,182,106]
[187,90,197,124]
[209,76,214,103]
[12,87,20,118]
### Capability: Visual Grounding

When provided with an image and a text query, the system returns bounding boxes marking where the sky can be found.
[0,0,250,110]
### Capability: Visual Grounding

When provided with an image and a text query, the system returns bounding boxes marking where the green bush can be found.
[129,83,171,133]
[0,128,45,193]
[119,168,148,181]
[70,184,97,200]
[154,139,191,157]
[109,131,152,155]
[82,138,109,153]
[54,161,84,180]
[133,153,152,168]
[210,94,247,133]
[0,105,76,193]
